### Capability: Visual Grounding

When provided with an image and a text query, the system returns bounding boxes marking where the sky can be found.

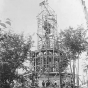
[0,0,88,84]
[0,0,88,46]
[0,0,88,34]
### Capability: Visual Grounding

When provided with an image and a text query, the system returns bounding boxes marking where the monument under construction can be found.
[31,0,71,87]
[36,0,58,73]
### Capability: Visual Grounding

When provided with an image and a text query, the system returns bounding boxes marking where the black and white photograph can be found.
[0,0,88,88]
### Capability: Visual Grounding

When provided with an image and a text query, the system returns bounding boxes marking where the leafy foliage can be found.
[0,18,11,29]
[0,31,32,88]
[59,51,69,72]
[57,26,87,88]
[59,27,86,56]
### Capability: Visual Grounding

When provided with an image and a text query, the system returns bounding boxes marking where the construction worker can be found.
[42,80,45,87]
[46,80,50,87]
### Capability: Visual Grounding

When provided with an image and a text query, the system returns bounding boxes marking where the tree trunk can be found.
[73,60,75,88]
[77,57,79,88]
[69,55,73,86]
[87,70,88,88]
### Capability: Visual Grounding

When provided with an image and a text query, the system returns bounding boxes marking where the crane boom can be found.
[80,1,88,87]
[80,0,88,29]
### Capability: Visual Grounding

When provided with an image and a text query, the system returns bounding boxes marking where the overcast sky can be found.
[0,0,88,47]
[0,0,88,83]
[0,0,88,34]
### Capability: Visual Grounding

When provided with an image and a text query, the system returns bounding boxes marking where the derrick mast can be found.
[37,0,57,50]
[80,0,88,87]
[34,0,58,74]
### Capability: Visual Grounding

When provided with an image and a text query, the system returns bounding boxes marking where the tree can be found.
[0,31,32,88]
[59,26,87,88]
[54,37,69,88]
[0,18,11,29]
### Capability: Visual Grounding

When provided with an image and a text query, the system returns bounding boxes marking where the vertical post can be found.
[37,18,39,50]
[70,54,73,85]
[53,26,55,72]
[42,52,43,73]
[59,53,62,88]
[35,52,36,72]
[58,60,61,88]
[73,59,75,88]
[57,37,61,88]
[77,57,79,88]
[87,68,88,88]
